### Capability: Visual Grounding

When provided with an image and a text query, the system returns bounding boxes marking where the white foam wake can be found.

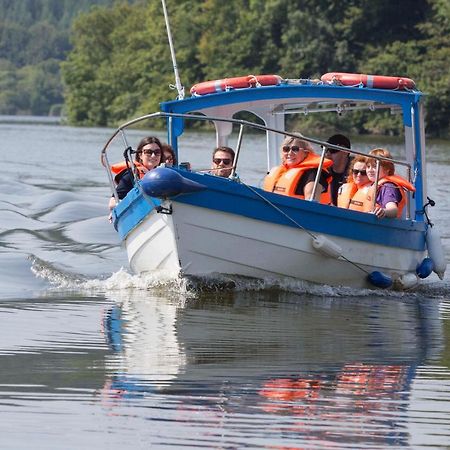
[29,254,448,300]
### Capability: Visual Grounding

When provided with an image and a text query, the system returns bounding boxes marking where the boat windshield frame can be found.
[101,110,416,219]
[102,82,425,220]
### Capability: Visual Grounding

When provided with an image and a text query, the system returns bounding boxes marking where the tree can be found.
[0,0,123,116]
[361,0,450,136]
[56,0,450,136]
[62,0,204,126]
[0,59,18,114]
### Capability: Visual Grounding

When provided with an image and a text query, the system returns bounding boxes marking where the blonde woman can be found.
[264,136,333,203]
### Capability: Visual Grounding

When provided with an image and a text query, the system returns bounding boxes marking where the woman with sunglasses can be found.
[337,156,371,210]
[365,148,415,219]
[108,136,163,219]
[114,136,163,200]
[263,136,333,202]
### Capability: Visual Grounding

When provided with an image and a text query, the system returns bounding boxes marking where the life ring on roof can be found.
[190,74,283,95]
[321,72,415,90]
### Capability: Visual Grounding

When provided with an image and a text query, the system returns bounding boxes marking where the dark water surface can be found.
[1,121,449,449]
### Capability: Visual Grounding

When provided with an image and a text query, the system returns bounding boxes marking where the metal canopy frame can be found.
[102,82,425,220]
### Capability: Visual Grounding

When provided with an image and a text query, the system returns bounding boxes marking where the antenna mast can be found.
[161,0,185,100]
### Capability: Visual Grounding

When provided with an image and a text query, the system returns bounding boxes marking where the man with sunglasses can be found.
[324,134,352,206]
[263,136,333,202]
[210,146,235,178]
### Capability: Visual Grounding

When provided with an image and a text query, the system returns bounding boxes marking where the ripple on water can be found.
[0,210,55,232]
[0,253,49,299]
[1,125,450,449]
[63,216,121,245]
[29,191,80,212]
[40,200,106,223]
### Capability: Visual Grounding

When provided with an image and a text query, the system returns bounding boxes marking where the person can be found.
[365,148,415,219]
[324,134,352,206]
[108,136,163,214]
[263,135,333,202]
[337,155,371,210]
[161,143,177,166]
[210,146,235,178]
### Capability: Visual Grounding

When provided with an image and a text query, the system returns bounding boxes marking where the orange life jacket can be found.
[110,160,147,183]
[263,153,333,204]
[348,174,415,217]
[374,175,415,218]
[337,181,372,211]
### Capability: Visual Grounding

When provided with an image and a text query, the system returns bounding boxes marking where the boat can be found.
[100,4,446,291]
[101,69,447,290]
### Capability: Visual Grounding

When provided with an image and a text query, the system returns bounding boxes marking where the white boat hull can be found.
[124,200,424,289]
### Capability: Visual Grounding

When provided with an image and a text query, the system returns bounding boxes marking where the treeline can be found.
[1,1,449,137]
[61,0,450,137]
[0,0,125,115]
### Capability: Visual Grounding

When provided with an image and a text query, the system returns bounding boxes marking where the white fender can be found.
[312,235,342,258]
[426,226,447,280]
[395,272,419,290]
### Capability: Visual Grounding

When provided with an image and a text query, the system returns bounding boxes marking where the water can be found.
[1,120,450,449]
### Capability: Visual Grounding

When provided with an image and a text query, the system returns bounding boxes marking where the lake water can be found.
[1,121,450,449]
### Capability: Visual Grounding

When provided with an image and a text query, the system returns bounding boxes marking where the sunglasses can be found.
[213,158,232,165]
[141,149,161,156]
[282,145,303,153]
[352,169,367,176]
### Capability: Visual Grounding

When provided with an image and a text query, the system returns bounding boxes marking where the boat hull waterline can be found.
[103,75,447,290]
[114,173,427,290]
[127,203,423,290]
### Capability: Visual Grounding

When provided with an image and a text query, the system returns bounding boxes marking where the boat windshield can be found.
[101,100,418,220]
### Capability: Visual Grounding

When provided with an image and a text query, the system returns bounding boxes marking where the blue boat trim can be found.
[113,187,161,240]
[161,84,420,126]
[115,170,426,251]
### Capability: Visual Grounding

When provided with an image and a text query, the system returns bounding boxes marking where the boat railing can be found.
[101,111,413,218]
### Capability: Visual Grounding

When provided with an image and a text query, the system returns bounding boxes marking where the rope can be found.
[241,182,369,275]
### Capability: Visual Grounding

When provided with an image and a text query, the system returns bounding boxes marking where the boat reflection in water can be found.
[101,291,186,400]
[100,290,443,447]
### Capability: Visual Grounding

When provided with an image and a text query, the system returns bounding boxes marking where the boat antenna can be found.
[161,0,185,100]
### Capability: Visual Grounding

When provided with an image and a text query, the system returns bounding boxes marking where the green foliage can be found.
[0,0,449,137]
[360,0,450,137]
[0,0,124,116]
[62,0,203,126]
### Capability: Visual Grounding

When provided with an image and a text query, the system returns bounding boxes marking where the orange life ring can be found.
[321,72,415,90]
[190,74,282,95]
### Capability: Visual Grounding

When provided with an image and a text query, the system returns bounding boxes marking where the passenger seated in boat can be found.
[324,134,352,205]
[115,136,162,199]
[161,143,177,167]
[108,136,163,213]
[337,156,371,210]
[210,146,235,178]
[263,136,333,202]
[365,148,415,219]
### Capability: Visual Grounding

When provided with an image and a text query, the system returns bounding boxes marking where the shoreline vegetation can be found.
[1,0,449,138]
[0,115,62,125]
